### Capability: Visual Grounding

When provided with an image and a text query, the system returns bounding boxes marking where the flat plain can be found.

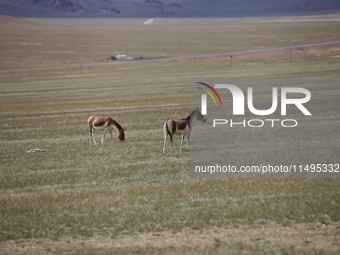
[0,15,340,254]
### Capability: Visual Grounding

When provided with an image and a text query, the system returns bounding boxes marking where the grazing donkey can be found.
[163,108,206,152]
[88,116,125,144]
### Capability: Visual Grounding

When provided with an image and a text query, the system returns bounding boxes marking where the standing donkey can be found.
[88,116,125,144]
[163,108,206,152]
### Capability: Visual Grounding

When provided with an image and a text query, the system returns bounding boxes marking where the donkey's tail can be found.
[164,120,173,143]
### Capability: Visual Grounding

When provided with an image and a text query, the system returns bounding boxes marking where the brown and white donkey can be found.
[163,108,206,152]
[88,116,125,144]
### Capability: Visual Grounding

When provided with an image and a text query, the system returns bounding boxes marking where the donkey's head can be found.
[193,107,206,123]
[118,129,125,142]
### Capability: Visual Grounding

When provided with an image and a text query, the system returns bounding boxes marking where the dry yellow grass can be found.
[1,16,340,254]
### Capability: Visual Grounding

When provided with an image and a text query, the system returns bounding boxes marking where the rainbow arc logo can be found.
[196,82,223,115]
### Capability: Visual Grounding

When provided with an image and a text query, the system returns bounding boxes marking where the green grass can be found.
[0,17,340,254]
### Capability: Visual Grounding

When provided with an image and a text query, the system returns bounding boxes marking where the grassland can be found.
[1,15,340,71]
[0,16,340,254]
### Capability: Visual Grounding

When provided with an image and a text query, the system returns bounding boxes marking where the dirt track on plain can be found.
[1,40,340,74]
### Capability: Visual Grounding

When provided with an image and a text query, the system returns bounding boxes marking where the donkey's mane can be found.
[181,110,196,120]
[112,119,123,130]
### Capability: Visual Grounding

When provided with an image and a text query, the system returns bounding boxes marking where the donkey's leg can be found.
[163,133,167,153]
[163,122,172,152]
[101,129,108,144]
[109,130,114,142]
[168,130,174,152]
[180,134,185,151]
[90,129,97,144]
[163,121,174,152]
[163,123,167,152]
[186,133,190,151]
[168,137,173,151]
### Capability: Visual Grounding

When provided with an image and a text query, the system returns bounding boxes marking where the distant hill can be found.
[0,0,339,17]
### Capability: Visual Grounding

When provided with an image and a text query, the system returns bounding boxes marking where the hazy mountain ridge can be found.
[19,0,88,14]
[0,0,339,17]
